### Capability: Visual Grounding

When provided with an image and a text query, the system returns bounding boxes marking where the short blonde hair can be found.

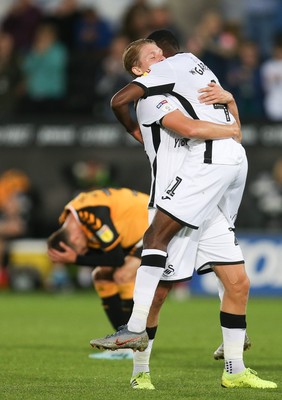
[122,38,155,77]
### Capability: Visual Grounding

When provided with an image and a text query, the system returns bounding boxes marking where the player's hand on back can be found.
[198,82,233,105]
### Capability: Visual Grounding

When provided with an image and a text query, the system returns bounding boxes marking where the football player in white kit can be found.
[91,31,277,390]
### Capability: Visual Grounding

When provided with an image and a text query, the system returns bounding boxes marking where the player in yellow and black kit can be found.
[47,187,149,359]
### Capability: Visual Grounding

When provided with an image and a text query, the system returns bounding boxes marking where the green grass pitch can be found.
[1,291,281,400]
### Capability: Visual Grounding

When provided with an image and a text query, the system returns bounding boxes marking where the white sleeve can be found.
[136,95,179,126]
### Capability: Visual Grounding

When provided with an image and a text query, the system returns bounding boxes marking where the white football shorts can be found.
[156,155,248,229]
[148,207,244,283]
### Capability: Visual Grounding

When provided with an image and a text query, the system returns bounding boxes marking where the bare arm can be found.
[111,83,145,143]
[48,242,125,267]
[198,82,241,128]
[162,110,241,141]
[111,81,241,143]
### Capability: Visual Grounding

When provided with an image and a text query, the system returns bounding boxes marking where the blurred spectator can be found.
[225,40,265,122]
[64,5,115,114]
[260,34,282,121]
[148,1,183,46]
[186,32,227,85]
[187,10,240,85]
[242,0,281,59]
[73,7,114,54]
[195,10,240,59]
[0,32,24,120]
[0,169,35,288]
[42,0,81,51]
[65,6,115,114]
[79,0,133,31]
[1,0,43,54]
[120,2,152,41]
[94,34,132,122]
[20,23,68,114]
[248,158,282,230]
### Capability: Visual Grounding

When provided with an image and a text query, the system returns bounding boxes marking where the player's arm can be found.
[76,246,125,267]
[48,242,125,267]
[111,83,145,143]
[198,82,241,128]
[161,110,241,141]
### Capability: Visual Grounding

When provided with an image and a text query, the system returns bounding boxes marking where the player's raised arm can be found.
[111,83,145,144]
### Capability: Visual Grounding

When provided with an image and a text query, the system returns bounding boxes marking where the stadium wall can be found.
[0,120,282,240]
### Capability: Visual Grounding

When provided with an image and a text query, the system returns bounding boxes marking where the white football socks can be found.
[128,249,167,333]
[132,339,154,376]
[222,327,246,374]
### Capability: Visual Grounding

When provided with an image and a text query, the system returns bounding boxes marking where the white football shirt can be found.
[134,53,245,165]
[136,94,188,208]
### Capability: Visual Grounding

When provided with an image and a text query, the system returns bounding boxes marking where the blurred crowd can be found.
[0,0,282,123]
[1,0,282,292]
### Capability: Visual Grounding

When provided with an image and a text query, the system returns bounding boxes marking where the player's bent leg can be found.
[90,213,183,351]
[127,212,183,333]
[143,210,183,250]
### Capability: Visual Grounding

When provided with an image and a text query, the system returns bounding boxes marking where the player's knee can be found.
[113,269,127,284]
[229,273,250,300]
[92,267,114,283]
[241,273,250,296]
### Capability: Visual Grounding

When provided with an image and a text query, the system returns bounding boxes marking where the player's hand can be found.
[198,82,233,105]
[47,242,77,264]
[231,122,242,143]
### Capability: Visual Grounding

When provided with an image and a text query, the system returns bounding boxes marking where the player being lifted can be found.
[90,31,277,390]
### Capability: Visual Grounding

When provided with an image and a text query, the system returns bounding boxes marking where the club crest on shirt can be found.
[96,225,114,242]
[156,99,173,112]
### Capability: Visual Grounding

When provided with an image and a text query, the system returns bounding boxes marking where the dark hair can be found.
[147,29,180,51]
[47,228,70,251]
